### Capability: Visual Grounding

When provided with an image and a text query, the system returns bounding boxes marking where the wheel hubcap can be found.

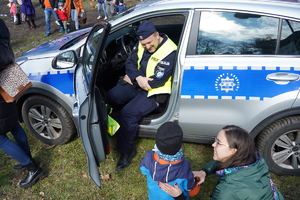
[271,130,300,170]
[28,105,62,140]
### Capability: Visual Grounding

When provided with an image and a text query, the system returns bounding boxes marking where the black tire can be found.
[22,95,76,145]
[257,116,300,175]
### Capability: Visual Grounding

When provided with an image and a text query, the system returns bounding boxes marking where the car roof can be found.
[130,0,300,20]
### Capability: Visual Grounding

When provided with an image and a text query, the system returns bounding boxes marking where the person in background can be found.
[40,0,65,37]
[20,0,37,29]
[56,4,68,34]
[105,0,115,19]
[97,0,107,20]
[161,125,285,200]
[0,18,44,189]
[140,122,200,200]
[114,0,126,14]
[106,21,177,170]
[63,0,84,31]
[8,0,19,25]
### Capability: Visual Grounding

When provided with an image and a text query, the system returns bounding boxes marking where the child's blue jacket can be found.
[140,150,195,200]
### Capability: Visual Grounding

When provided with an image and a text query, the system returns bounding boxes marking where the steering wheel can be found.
[121,34,136,56]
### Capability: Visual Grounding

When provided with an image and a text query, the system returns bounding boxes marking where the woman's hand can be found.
[159,182,182,197]
[193,170,206,185]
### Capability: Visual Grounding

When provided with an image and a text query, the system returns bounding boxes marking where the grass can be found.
[0,125,299,199]
[0,0,299,199]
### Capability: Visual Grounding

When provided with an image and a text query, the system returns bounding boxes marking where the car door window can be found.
[279,19,300,55]
[196,12,279,55]
[82,28,104,84]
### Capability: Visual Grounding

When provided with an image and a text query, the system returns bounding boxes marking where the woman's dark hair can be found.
[217,125,256,169]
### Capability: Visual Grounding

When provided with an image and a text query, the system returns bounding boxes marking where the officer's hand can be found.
[123,74,133,85]
[136,76,153,91]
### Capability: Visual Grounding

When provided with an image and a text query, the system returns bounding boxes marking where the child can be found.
[140,122,200,200]
[114,0,126,14]
[56,5,69,34]
[20,0,37,29]
[8,0,18,24]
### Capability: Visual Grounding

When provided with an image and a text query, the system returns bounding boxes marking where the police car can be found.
[15,28,91,145]
[55,0,300,187]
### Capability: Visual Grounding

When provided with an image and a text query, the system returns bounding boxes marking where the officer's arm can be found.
[148,51,176,88]
[125,43,143,84]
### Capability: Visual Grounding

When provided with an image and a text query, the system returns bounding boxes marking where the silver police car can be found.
[56,0,300,187]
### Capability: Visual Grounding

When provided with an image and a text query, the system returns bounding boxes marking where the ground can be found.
[0,0,137,57]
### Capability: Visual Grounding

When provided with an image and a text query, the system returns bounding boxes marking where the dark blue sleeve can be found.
[125,43,143,84]
[148,50,176,88]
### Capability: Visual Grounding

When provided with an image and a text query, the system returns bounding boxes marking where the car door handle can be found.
[266,73,300,85]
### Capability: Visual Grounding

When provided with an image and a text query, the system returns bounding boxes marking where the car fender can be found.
[16,81,78,131]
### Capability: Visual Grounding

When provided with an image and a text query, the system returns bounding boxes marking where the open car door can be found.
[73,21,111,188]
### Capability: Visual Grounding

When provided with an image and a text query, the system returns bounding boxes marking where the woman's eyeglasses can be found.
[214,137,230,147]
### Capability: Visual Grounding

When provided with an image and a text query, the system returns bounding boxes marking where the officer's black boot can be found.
[19,160,44,189]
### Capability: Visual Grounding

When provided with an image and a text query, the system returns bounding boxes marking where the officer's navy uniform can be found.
[106,24,177,158]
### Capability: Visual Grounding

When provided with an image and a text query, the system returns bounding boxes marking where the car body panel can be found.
[21,28,91,57]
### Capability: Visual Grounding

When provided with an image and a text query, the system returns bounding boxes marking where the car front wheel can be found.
[257,116,300,175]
[22,95,76,145]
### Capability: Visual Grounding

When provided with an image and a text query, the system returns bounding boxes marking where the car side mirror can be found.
[52,50,77,69]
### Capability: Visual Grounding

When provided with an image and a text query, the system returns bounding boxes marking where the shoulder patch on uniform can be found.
[155,66,165,79]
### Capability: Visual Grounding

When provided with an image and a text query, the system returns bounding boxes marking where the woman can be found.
[63,0,84,31]
[160,125,285,200]
[0,18,44,189]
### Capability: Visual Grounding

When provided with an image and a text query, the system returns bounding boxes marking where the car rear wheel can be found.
[257,116,300,175]
[22,95,76,145]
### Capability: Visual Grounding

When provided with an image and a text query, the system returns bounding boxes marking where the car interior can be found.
[95,15,186,124]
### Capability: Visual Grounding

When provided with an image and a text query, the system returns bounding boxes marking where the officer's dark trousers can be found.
[106,82,157,154]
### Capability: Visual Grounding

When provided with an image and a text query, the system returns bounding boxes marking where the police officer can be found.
[106,21,177,170]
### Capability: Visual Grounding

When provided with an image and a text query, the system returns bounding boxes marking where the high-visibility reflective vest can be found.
[137,37,177,97]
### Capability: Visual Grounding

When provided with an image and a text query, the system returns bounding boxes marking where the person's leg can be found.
[44,8,51,34]
[11,123,31,155]
[71,9,79,30]
[115,91,157,169]
[63,21,68,34]
[106,82,138,110]
[29,14,37,27]
[116,91,157,154]
[102,3,108,19]
[0,133,31,166]
[25,15,32,28]
[52,9,64,31]
[106,2,112,19]
[97,3,101,18]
